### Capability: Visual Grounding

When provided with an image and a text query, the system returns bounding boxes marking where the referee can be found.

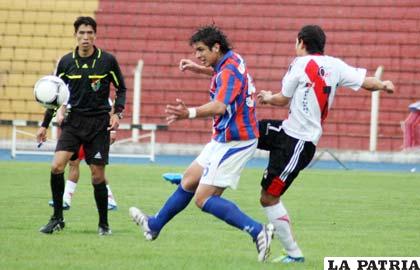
[38,16,126,235]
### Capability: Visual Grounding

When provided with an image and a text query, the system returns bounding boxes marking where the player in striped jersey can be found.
[130,25,273,262]
[257,25,394,263]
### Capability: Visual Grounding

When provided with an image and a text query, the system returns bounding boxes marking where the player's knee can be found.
[90,165,105,184]
[51,162,65,174]
[181,172,200,191]
[194,195,207,209]
[91,176,105,185]
[90,171,104,184]
[260,192,280,207]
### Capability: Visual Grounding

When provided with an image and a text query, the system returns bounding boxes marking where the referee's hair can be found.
[297,25,326,54]
[190,25,232,54]
[74,16,97,33]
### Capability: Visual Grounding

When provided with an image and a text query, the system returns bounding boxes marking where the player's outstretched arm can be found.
[165,98,226,124]
[257,90,290,107]
[179,59,213,76]
[362,77,394,94]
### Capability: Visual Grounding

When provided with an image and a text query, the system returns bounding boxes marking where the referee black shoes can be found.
[39,216,65,234]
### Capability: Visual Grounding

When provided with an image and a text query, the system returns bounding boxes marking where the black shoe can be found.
[98,224,112,236]
[39,216,65,234]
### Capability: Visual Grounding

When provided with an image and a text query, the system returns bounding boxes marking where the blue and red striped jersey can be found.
[210,51,259,142]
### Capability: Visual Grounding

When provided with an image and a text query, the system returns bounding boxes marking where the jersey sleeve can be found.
[109,55,127,113]
[281,58,301,98]
[54,57,69,84]
[41,108,56,128]
[214,67,241,105]
[336,58,366,91]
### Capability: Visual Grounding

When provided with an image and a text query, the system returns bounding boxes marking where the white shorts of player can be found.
[196,139,257,190]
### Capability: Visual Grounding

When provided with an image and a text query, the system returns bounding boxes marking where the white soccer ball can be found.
[34,75,69,109]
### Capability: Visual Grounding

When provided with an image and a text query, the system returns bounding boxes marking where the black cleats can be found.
[98,224,112,236]
[39,216,65,234]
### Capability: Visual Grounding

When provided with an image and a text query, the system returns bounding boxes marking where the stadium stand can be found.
[1,0,419,151]
[0,0,98,138]
[94,0,420,151]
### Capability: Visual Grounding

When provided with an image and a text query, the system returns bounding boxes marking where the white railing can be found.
[132,60,144,142]
[369,66,384,152]
[6,120,165,162]
[4,58,168,162]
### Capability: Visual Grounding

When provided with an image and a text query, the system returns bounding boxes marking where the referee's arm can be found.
[110,56,126,114]
[37,108,56,144]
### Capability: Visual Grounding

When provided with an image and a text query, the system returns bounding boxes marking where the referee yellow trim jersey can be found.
[55,46,126,116]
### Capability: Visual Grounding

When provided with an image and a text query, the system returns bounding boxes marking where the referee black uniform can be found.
[38,16,126,235]
[55,46,126,164]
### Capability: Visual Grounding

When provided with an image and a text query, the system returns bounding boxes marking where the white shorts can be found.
[196,139,257,190]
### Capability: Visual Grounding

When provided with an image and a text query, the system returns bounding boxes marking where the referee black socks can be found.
[50,172,65,219]
[93,181,108,227]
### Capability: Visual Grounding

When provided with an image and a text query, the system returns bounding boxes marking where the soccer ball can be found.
[34,75,69,109]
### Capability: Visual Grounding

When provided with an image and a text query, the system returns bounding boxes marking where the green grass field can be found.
[0,161,419,270]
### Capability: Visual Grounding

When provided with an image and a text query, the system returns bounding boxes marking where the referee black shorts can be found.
[56,112,110,165]
[257,119,316,197]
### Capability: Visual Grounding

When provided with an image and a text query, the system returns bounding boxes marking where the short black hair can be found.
[74,16,97,33]
[297,25,326,54]
[189,25,231,54]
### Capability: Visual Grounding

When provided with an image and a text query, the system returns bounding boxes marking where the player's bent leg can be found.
[180,160,203,191]
[260,190,304,263]
[197,184,273,262]
[129,162,202,240]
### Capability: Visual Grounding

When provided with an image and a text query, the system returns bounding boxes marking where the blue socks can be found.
[148,185,194,232]
[147,185,263,241]
[202,196,262,240]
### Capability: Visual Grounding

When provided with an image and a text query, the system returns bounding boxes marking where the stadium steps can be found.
[0,22,73,37]
[1,34,75,49]
[96,1,420,20]
[0,60,57,74]
[0,0,98,11]
[319,133,403,151]
[0,0,408,150]
[0,1,98,137]
[0,86,34,99]
[95,13,420,33]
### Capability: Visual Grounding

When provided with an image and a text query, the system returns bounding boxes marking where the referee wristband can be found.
[188,107,197,119]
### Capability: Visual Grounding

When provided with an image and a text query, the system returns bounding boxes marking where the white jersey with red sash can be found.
[281,54,366,144]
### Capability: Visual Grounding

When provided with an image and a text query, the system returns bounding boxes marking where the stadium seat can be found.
[0,0,98,141]
[0,0,418,150]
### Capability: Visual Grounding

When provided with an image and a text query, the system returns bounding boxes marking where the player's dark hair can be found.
[297,25,326,54]
[189,25,231,54]
[74,16,97,33]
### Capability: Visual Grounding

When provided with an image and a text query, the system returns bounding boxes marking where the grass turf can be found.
[0,161,418,270]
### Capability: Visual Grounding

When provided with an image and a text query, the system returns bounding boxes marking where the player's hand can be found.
[179,59,203,73]
[165,98,188,125]
[383,80,395,94]
[108,114,120,131]
[110,131,117,145]
[257,90,273,105]
[36,127,47,143]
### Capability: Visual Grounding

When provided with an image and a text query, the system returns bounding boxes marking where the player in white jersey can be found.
[257,25,394,263]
